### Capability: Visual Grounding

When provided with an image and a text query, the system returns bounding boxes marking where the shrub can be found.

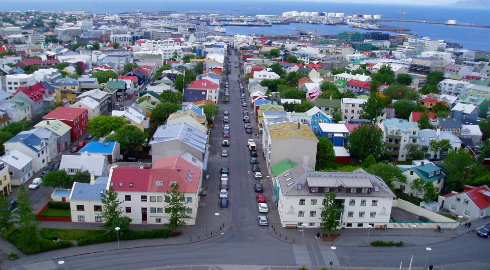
[2,229,73,254]
[47,201,71,210]
[371,240,404,246]
[8,252,18,259]
[77,228,173,246]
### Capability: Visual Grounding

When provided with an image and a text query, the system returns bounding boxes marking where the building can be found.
[184,79,220,103]
[274,168,394,228]
[69,176,109,223]
[166,110,207,134]
[0,150,33,185]
[341,98,366,121]
[451,103,479,122]
[437,79,471,97]
[50,77,80,104]
[345,80,371,96]
[378,118,419,161]
[439,185,490,221]
[0,162,12,196]
[460,125,482,146]
[312,98,341,116]
[435,117,462,136]
[77,89,113,115]
[318,123,350,146]
[72,97,101,120]
[79,141,121,163]
[43,107,88,141]
[112,107,149,131]
[5,74,35,94]
[263,122,318,170]
[396,161,446,198]
[4,131,50,173]
[420,98,439,110]
[34,120,72,154]
[59,153,109,177]
[409,112,435,123]
[418,129,461,159]
[305,107,333,135]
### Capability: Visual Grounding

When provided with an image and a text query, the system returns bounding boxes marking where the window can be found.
[150,196,156,202]
[464,209,471,216]
[77,215,85,222]
[346,223,352,227]
[464,199,469,205]
[155,218,162,223]
[311,199,317,205]
[125,195,131,201]
[94,205,102,212]
[350,188,356,193]
[141,195,147,202]
[310,211,316,217]
[309,222,315,227]
[310,187,318,193]
[370,212,376,218]
[372,200,378,206]
[125,207,131,213]
[157,208,163,213]
[456,197,460,202]
[297,222,303,227]
[359,211,365,218]
[349,199,355,206]
[410,170,413,175]
[360,200,366,206]
[298,211,304,217]
[362,188,368,193]
[186,197,192,203]
[299,199,305,205]
[357,223,364,227]
[347,211,354,217]
[156,181,163,186]
[186,208,192,215]
[150,207,156,213]
[95,216,103,222]
[76,205,85,211]
[450,204,456,210]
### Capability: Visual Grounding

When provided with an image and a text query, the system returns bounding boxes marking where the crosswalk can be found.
[292,242,339,267]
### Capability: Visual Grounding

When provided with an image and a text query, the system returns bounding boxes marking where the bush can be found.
[48,201,70,210]
[371,240,404,246]
[38,208,71,217]
[77,228,173,246]
[8,252,18,259]
[2,229,73,254]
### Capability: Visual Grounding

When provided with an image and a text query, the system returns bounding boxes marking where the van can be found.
[223,116,229,123]
[248,142,256,151]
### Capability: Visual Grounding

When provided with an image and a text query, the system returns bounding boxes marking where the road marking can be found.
[292,244,310,266]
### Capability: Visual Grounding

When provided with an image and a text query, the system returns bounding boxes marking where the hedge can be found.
[78,229,176,246]
[371,240,404,246]
[2,229,73,254]
[47,201,71,210]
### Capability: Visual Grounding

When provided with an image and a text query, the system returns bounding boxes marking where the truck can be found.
[28,178,43,189]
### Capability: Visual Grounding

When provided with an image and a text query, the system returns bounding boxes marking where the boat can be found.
[215,26,226,33]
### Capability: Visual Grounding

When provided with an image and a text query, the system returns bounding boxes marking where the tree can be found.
[174,74,185,91]
[319,82,342,99]
[281,87,305,99]
[165,184,191,232]
[193,62,204,75]
[346,125,386,160]
[465,163,490,187]
[432,102,451,116]
[120,63,138,75]
[15,187,39,251]
[479,118,490,140]
[427,71,444,86]
[151,102,181,125]
[420,84,439,95]
[423,181,438,202]
[75,65,83,76]
[152,64,172,81]
[361,154,376,168]
[182,54,196,63]
[54,62,70,70]
[407,144,427,160]
[287,55,298,63]
[418,113,433,130]
[42,170,72,188]
[71,171,91,183]
[91,42,100,50]
[332,108,342,123]
[320,192,342,238]
[370,65,395,84]
[87,115,126,138]
[316,137,335,169]
[260,79,287,92]
[361,93,387,121]
[101,187,124,232]
[112,42,120,49]
[286,71,307,86]
[270,63,285,77]
[410,178,426,198]
[392,99,417,119]
[91,71,118,84]
[478,138,490,162]
[160,90,183,104]
[200,104,219,122]
[396,73,413,86]
[366,163,406,189]
[294,101,314,112]
[269,48,280,57]
[430,139,452,160]
[442,149,474,192]
[106,125,146,152]
[0,195,14,231]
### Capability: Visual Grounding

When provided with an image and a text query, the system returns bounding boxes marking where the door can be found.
[141,208,147,222]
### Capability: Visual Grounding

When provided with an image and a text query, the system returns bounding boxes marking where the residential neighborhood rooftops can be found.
[319,123,349,133]
[443,185,490,210]
[150,122,207,153]
[268,122,318,141]
[452,103,477,114]
[187,79,219,90]
[60,154,107,176]
[149,156,201,193]
[382,118,418,132]
[70,177,109,201]
[111,167,152,192]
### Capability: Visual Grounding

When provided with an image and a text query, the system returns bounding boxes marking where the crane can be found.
[398,10,406,34]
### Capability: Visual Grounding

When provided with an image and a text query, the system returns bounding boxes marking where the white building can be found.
[378,118,419,162]
[253,69,280,80]
[5,74,36,94]
[0,150,33,185]
[341,98,367,121]
[437,79,472,97]
[69,176,109,223]
[72,97,101,120]
[110,34,132,46]
[439,185,490,221]
[59,153,109,177]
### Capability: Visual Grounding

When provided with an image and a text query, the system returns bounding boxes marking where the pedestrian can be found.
[468,222,471,228]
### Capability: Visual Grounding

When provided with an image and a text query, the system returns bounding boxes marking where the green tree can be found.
[465,163,490,187]
[346,125,386,160]
[54,62,70,70]
[101,187,123,232]
[361,154,376,168]
[182,54,196,63]
[112,42,120,49]
[151,102,181,125]
[91,71,118,84]
[420,84,439,95]
[286,71,307,86]
[418,113,433,129]
[423,181,438,202]
[269,48,280,57]
[432,102,451,118]
[406,144,427,160]
[281,87,305,99]
[287,55,298,63]
[442,149,474,192]
[331,68,347,75]
[106,125,146,152]
[366,163,406,189]
[164,184,191,232]
[361,93,387,121]
[392,99,417,119]
[260,79,287,92]
[332,108,342,123]
[193,62,204,75]
[270,62,285,77]
[160,90,183,104]
[120,63,138,75]
[200,104,219,122]
[42,170,72,188]
[371,65,395,84]
[91,42,100,50]
[152,64,172,81]
[294,101,314,112]
[15,187,39,251]
[87,115,126,138]
[24,65,42,74]
[0,196,14,231]
[478,138,490,162]
[174,74,185,91]
[480,118,490,140]
[319,82,343,99]
[410,178,426,198]
[75,65,83,76]
[320,192,342,237]
[316,137,336,169]
[427,71,444,85]
[429,139,452,160]
[71,171,91,183]
[396,73,413,86]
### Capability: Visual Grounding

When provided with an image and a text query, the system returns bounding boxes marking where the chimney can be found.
[46,120,50,125]
[90,174,95,185]
[176,166,181,171]
[297,122,300,129]
[421,161,425,166]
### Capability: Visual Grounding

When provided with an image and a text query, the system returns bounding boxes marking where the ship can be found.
[215,26,226,33]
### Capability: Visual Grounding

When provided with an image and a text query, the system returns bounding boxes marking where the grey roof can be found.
[150,122,207,153]
[419,129,462,146]
[263,110,288,117]
[436,117,462,129]
[59,154,107,176]
[0,150,32,170]
[313,98,341,108]
[70,177,108,201]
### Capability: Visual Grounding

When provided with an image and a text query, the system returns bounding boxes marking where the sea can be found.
[3,0,490,51]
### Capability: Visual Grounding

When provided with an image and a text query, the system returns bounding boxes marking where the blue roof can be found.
[7,133,45,153]
[255,99,271,106]
[180,104,203,116]
[70,177,108,201]
[80,141,116,154]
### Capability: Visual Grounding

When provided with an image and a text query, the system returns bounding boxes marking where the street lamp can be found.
[367,225,373,245]
[215,212,220,225]
[425,247,432,267]
[115,227,120,249]
[411,224,417,238]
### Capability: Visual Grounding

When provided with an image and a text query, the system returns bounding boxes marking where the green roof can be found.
[271,158,298,177]
[470,80,489,86]
[313,98,341,108]
[106,81,126,90]
[334,79,347,88]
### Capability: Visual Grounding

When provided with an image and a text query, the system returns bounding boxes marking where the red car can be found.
[256,194,266,203]
[77,140,86,147]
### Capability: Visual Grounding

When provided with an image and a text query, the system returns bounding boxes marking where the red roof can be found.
[367,63,376,68]
[141,65,154,70]
[0,46,6,53]
[444,186,490,210]
[410,112,435,123]
[305,63,324,70]
[93,65,114,70]
[111,167,152,192]
[15,83,47,102]
[466,75,482,80]
[18,58,42,66]
[187,79,219,90]
[298,77,312,85]
[133,67,149,77]
[421,98,438,104]
[344,124,360,132]
[172,38,182,43]
[118,76,138,83]
[166,60,181,65]
[346,80,371,89]
[43,107,87,122]
[148,156,201,193]
[136,40,147,45]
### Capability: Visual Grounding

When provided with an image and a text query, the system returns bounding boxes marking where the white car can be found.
[219,189,228,199]
[221,174,229,181]
[28,178,43,189]
[221,149,228,157]
[247,139,255,146]
[258,203,268,213]
[258,215,268,226]
[224,124,230,130]
[254,172,262,180]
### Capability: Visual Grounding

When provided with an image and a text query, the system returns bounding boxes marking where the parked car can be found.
[219,198,229,208]
[71,145,79,153]
[256,194,266,203]
[258,215,268,226]
[28,178,43,189]
[220,180,229,190]
[252,164,260,172]
[51,162,60,170]
[244,124,251,129]
[223,124,230,130]
[242,102,247,107]
[221,149,228,157]
[220,167,229,174]
[254,172,262,180]
[220,173,229,182]
[219,189,229,199]
[222,139,230,147]
[250,157,258,164]
[243,117,250,123]
[243,111,249,116]
[258,203,268,213]
[224,110,229,116]
[254,183,263,193]
[250,150,257,157]
[223,116,229,123]
[477,224,490,238]
[77,140,86,147]
[246,128,252,134]
[223,130,230,138]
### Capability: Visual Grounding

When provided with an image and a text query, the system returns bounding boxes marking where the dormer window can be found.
[310,187,318,193]
[456,197,460,202]
[436,170,440,175]
[429,172,434,177]
[119,182,123,187]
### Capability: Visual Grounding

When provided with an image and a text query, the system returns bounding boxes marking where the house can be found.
[305,107,333,135]
[378,118,419,161]
[451,103,478,122]
[79,141,121,163]
[396,161,446,198]
[318,123,350,146]
[14,83,51,117]
[59,153,109,177]
[0,162,11,196]
[439,185,490,221]
[69,176,109,223]
[108,155,202,225]
[462,96,490,118]
[137,93,161,115]
[184,79,219,103]
[341,98,367,121]
[106,80,128,101]
[262,122,318,170]
[50,77,80,104]
[274,168,394,228]
[8,91,34,121]
[112,107,149,131]
[34,120,72,154]
[20,128,58,163]
[149,122,207,165]
[253,99,272,115]
[72,97,101,120]
[334,146,350,163]
[313,98,341,116]
[257,104,285,129]
[78,89,113,115]
[420,98,439,110]
[166,110,207,134]
[43,107,88,141]
[460,125,483,146]
[409,112,435,123]
[345,80,371,96]
[435,117,462,136]
[0,150,33,185]
[5,74,35,94]
[297,66,320,81]
[301,83,322,101]
[418,129,461,159]
[4,131,50,172]
[253,69,280,80]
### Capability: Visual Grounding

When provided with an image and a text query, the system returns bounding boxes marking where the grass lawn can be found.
[320,163,362,172]
[38,208,71,217]
[40,228,106,240]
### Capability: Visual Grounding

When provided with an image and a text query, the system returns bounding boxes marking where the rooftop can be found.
[268,122,318,141]
[79,141,116,154]
[43,107,87,122]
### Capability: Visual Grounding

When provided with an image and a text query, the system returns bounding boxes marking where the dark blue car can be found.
[219,198,229,208]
